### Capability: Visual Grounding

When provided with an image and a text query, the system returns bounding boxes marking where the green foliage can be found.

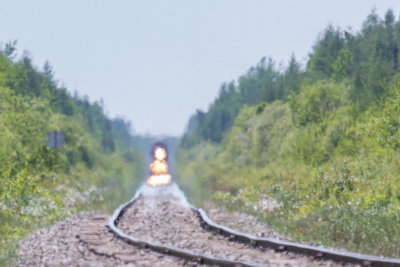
[0,49,144,264]
[176,9,400,258]
[307,25,345,79]
[181,82,242,144]
[185,9,400,148]
[289,80,350,126]
[331,49,354,81]
[177,84,400,256]
[276,54,303,99]
[379,77,400,150]
[183,56,302,145]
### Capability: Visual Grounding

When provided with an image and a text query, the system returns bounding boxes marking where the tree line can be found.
[181,9,399,146]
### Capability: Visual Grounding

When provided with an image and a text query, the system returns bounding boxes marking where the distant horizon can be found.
[2,0,400,136]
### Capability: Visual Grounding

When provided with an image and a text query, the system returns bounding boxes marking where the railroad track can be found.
[108,184,400,267]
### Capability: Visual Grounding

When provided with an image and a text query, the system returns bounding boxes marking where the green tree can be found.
[308,25,345,79]
[289,80,349,126]
[331,49,354,81]
[277,54,303,99]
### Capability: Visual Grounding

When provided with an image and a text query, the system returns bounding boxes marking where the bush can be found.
[289,80,350,126]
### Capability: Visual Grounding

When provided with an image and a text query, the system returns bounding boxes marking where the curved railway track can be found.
[108,184,400,267]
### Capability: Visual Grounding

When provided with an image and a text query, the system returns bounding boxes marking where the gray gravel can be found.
[117,194,354,266]
[16,212,196,266]
[16,183,359,266]
[204,205,284,239]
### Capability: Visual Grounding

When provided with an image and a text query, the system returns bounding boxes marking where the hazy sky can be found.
[2,1,400,136]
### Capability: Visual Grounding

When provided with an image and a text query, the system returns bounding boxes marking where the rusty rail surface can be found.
[109,193,400,267]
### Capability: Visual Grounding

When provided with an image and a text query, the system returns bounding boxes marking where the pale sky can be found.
[2,0,400,136]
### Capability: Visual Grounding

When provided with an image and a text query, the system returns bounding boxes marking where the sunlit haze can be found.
[2,0,400,136]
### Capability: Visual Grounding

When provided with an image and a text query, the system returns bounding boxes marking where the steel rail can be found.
[193,208,400,266]
[109,193,400,267]
[109,194,261,267]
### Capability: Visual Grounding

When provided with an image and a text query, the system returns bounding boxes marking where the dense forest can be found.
[176,9,400,257]
[0,42,144,263]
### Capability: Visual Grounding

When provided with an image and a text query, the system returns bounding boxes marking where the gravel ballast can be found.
[17,183,358,266]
